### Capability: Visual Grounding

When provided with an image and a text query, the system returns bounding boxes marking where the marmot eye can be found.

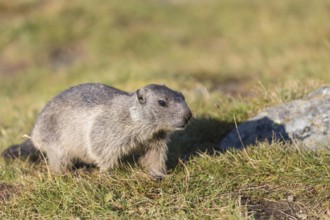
[158,100,167,107]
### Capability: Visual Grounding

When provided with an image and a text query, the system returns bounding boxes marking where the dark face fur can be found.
[136,84,192,131]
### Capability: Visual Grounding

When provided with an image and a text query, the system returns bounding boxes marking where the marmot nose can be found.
[184,110,192,124]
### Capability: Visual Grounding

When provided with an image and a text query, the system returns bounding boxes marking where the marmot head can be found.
[130,84,192,131]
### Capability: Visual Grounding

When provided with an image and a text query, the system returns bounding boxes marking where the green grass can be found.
[1,0,330,219]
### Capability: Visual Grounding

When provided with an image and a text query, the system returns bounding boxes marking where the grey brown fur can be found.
[2,83,192,178]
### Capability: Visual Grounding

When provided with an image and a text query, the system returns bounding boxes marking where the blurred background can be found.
[1,0,330,153]
[1,0,330,89]
[1,1,330,217]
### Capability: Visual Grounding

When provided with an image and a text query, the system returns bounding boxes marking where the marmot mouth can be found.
[174,124,187,130]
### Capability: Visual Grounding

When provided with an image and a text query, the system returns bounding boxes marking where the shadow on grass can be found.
[2,116,292,174]
[167,116,292,170]
[1,116,236,172]
[7,116,292,173]
[167,116,235,169]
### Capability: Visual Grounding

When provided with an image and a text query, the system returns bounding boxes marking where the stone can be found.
[287,195,294,202]
[218,86,330,150]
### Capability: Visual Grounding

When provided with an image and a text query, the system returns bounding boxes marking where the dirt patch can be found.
[0,57,28,76]
[213,77,255,97]
[178,70,257,97]
[243,197,308,219]
[48,45,85,71]
[0,183,17,203]
[0,0,46,21]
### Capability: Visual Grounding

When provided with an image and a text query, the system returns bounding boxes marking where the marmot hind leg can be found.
[1,139,41,161]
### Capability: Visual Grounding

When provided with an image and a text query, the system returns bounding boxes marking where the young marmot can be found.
[2,83,192,178]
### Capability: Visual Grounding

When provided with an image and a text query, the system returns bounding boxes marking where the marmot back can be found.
[2,83,192,178]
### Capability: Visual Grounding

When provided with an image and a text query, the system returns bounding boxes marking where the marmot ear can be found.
[136,89,146,104]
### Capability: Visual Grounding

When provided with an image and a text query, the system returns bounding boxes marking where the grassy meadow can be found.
[1,0,330,218]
